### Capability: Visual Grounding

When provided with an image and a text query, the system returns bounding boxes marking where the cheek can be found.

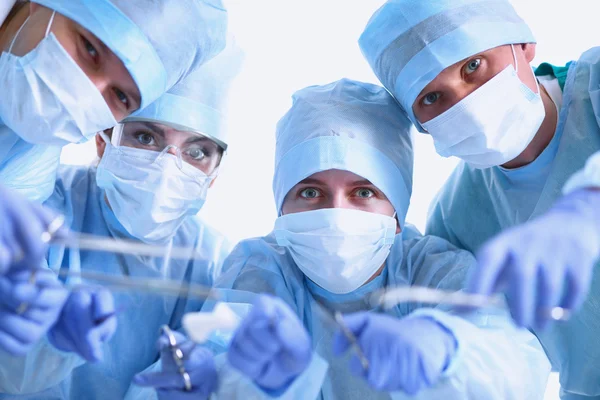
[371,200,396,217]
[281,198,321,215]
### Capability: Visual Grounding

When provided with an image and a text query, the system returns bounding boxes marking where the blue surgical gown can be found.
[0,165,232,399]
[426,48,600,399]
[199,227,550,399]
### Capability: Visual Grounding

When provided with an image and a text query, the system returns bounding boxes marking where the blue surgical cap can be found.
[359,0,535,127]
[125,39,245,151]
[34,0,228,110]
[273,79,414,226]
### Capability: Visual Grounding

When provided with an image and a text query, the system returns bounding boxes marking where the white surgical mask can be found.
[96,133,215,244]
[0,12,117,146]
[422,45,545,169]
[273,208,397,294]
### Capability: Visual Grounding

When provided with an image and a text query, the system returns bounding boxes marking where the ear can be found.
[96,129,112,158]
[209,175,218,188]
[396,221,402,235]
[521,43,536,63]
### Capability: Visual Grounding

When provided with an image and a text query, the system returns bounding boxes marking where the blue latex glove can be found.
[0,185,59,274]
[470,188,600,329]
[48,289,117,362]
[333,312,457,395]
[0,270,68,355]
[133,331,218,399]
[228,294,312,393]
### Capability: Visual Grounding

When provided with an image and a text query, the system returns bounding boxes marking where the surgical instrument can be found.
[370,286,572,321]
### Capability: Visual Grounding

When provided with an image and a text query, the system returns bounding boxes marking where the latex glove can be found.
[0,185,60,274]
[133,331,217,399]
[48,289,117,362]
[333,312,457,395]
[0,270,68,355]
[228,294,312,392]
[470,188,600,329]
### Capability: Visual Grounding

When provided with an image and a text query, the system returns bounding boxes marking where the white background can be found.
[61,1,596,398]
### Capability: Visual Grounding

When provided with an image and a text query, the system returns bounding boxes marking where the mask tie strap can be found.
[510,44,519,73]
[7,10,56,54]
[44,11,56,38]
[7,16,30,53]
[511,43,541,95]
[99,131,111,144]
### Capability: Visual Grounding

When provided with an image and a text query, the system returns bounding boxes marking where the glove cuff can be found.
[404,309,463,377]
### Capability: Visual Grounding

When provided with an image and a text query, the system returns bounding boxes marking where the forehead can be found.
[301,169,375,186]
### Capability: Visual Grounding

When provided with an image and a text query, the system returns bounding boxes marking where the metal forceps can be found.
[160,325,192,392]
[16,215,66,315]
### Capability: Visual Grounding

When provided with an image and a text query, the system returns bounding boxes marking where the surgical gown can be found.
[199,226,550,399]
[0,165,232,399]
[426,48,600,399]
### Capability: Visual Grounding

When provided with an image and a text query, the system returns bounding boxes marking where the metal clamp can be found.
[160,325,192,391]
[16,215,65,315]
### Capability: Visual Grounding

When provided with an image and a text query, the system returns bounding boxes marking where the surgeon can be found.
[136,79,550,399]
[0,42,243,399]
[0,0,227,202]
[360,0,600,397]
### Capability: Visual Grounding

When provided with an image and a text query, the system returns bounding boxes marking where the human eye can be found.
[464,58,481,75]
[81,36,99,63]
[422,92,441,106]
[134,131,156,147]
[299,188,322,199]
[113,88,130,110]
[354,188,375,199]
[185,146,207,161]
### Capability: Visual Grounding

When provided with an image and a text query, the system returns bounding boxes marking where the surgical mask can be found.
[0,12,117,146]
[96,133,215,244]
[273,208,397,294]
[422,45,545,169]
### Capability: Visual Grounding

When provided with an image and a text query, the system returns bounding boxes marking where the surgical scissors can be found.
[13,213,218,301]
[160,325,192,391]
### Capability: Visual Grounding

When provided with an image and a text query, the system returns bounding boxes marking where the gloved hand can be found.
[0,270,68,355]
[333,312,457,395]
[228,294,312,393]
[48,289,117,362]
[133,331,218,400]
[469,188,600,329]
[0,185,61,274]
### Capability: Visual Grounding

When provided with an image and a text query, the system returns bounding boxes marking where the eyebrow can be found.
[184,135,216,146]
[138,122,166,138]
[349,179,375,186]
[297,178,324,185]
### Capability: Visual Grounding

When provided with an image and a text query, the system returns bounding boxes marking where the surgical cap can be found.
[273,79,414,226]
[359,0,535,127]
[33,0,228,110]
[124,38,244,150]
